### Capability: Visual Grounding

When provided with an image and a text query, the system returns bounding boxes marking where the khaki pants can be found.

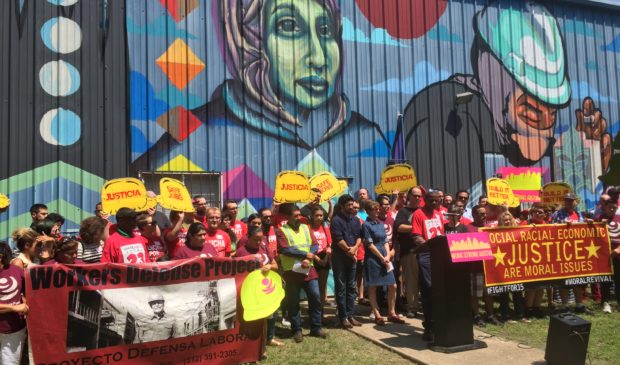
[400,253,420,311]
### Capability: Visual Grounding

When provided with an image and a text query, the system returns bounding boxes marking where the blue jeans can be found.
[417,252,432,330]
[285,276,322,333]
[332,252,357,320]
[267,315,276,341]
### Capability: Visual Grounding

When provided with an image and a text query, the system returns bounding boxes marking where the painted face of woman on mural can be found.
[265,0,340,111]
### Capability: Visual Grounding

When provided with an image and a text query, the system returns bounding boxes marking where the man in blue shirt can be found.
[330,195,362,328]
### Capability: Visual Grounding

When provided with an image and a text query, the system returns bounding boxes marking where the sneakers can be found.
[369,312,376,320]
[293,330,303,343]
[310,329,328,339]
[405,311,417,319]
[281,318,291,328]
[602,302,612,314]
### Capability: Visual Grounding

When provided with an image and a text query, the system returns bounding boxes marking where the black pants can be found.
[418,252,432,331]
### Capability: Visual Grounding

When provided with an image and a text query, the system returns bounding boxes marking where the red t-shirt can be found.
[205,229,232,258]
[145,236,167,262]
[411,209,445,240]
[101,232,149,264]
[235,244,272,266]
[460,216,473,225]
[171,243,217,260]
[0,265,26,334]
[382,213,395,247]
[163,227,187,258]
[231,220,248,239]
[356,217,365,260]
[310,225,332,253]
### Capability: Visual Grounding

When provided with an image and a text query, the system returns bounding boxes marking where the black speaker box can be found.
[545,313,591,365]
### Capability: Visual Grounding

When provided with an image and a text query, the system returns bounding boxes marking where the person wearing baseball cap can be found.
[397,0,571,195]
[101,208,149,264]
[135,293,178,343]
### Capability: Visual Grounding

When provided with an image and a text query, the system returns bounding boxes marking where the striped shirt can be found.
[78,241,103,264]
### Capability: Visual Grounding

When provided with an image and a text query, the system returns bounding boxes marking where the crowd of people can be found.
[1,185,620,363]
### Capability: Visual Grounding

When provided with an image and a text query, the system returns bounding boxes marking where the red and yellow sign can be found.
[273,171,316,203]
[375,164,417,195]
[309,172,347,202]
[486,178,520,207]
[157,178,194,212]
[101,178,149,214]
[541,182,573,206]
[483,223,612,287]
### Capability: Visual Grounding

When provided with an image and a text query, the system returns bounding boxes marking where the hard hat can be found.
[475,1,570,106]
[147,293,164,303]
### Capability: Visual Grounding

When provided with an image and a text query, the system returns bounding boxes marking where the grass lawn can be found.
[481,302,620,365]
[261,327,415,365]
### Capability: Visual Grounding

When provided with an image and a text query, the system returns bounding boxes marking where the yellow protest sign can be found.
[241,270,285,321]
[101,178,149,214]
[309,172,347,202]
[486,178,520,207]
[273,171,315,203]
[0,194,10,210]
[375,164,417,195]
[157,178,194,212]
[541,182,573,206]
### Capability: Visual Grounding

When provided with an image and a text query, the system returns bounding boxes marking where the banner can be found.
[158,178,194,212]
[26,258,264,365]
[309,172,347,202]
[486,178,520,207]
[483,223,613,294]
[374,164,417,195]
[497,167,542,203]
[447,232,494,263]
[541,182,573,206]
[101,178,149,214]
[273,171,315,203]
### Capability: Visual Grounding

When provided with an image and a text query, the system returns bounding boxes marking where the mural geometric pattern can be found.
[156,106,202,142]
[156,38,205,90]
[159,0,199,23]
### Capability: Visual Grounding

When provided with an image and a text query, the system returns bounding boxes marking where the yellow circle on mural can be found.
[241,270,285,322]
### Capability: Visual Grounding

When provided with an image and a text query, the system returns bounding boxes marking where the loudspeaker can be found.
[545,314,591,365]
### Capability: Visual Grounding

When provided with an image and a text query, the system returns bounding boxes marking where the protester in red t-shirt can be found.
[259,208,278,259]
[309,206,332,313]
[236,214,263,251]
[353,200,368,305]
[222,200,248,238]
[204,208,232,258]
[171,222,217,260]
[163,211,196,258]
[137,213,167,262]
[43,237,85,265]
[193,195,209,226]
[0,241,29,364]
[101,208,149,264]
[411,190,445,342]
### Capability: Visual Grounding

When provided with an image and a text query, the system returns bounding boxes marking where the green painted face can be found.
[265,0,340,111]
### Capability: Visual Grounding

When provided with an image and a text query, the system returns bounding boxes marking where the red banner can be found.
[26,258,264,365]
[483,223,613,292]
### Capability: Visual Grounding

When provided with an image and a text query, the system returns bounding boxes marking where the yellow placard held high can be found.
[0,194,10,210]
[375,164,417,195]
[486,178,520,207]
[310,172,347,202]
[541,182,573,205]
[157,178,194,212]
[273,171,315,203]
[101,178,149,214]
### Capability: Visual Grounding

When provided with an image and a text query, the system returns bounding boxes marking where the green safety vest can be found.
[279,224,313,272]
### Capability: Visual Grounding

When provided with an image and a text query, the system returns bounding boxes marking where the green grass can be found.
[481,303,620,365]
[261,327,416,365]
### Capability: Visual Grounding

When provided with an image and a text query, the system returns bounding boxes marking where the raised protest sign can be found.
[309,172,347,202]
[157,178,194,212]
[483,223,613,294]
[486,177,520,207]
[101,178,149,214]
[541,182,573,205]
[498,167,542,203]
[0,193,10,209]
[273,171,315,203]
[375,164,417,195]
[447,232,494,263]
[26,258,265,365]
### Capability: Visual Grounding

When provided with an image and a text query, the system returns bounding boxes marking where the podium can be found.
[428,236,487,352]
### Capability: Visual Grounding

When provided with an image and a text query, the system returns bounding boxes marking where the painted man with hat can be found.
[135,293,178,343]
[395,1,571,195]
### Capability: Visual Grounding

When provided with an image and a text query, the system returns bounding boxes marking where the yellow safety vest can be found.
[279,224,313,271]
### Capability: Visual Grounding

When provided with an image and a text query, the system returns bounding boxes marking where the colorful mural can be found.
[3,0,620,238]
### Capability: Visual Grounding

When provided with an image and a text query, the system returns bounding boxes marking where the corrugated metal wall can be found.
[2,0,620,237]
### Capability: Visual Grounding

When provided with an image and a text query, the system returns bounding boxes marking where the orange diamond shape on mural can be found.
[156,38,205,90]
[159,0,200,22]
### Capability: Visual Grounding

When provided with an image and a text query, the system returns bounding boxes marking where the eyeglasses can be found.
[208,217,221,221]
[262,215,272,219]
